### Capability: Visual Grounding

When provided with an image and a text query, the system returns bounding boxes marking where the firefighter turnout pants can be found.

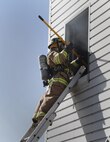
[32,72,69,123]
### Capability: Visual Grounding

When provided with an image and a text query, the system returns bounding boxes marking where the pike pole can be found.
[38,15,66,45]
[38,15,87,67]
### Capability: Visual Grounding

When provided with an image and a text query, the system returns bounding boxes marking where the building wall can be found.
[46,0,110,142]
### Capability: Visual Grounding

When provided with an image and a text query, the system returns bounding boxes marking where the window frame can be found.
[64,3,90,90]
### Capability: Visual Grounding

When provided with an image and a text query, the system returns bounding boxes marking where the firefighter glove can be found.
[43,80,49,87]
[64,43,74,54]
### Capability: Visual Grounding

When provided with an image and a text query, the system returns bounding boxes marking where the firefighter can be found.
[32,38,82,124]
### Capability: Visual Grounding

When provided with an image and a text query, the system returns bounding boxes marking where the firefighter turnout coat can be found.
[33,48,80,122]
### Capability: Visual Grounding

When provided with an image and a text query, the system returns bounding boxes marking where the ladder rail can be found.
[25,66,86,142]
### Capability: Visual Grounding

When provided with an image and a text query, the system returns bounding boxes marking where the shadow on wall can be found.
[71,53,107,142]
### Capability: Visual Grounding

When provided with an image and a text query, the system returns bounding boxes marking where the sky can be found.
[0,0,49,142]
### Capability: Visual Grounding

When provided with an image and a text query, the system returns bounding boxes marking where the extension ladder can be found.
[20,66,86,142]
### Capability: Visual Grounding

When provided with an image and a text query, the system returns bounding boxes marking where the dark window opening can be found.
[65,8,89,77]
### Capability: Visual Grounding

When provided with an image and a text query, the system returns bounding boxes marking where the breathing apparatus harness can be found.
[39,55,67,87]
[39,38,69,87]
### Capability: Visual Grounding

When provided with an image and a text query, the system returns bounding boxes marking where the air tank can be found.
[39,55,49,81]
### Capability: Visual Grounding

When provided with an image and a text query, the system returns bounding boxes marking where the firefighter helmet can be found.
[48,38,62,49]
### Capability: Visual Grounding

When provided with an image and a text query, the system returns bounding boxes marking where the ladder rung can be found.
[21,66,86,142]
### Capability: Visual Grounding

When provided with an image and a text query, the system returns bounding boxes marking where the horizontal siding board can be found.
[57,77,110,107]
[91,0,109,14]
[90,17,110,32]
[51,0,62,9]
[47,129,84,142]
[90,36,110,53]
[90,54,110,71]
[50,11,108,41]
[90,26,110,41]
[64,72,110,104]
[90,61,110,73]
[65,78,110,107]
[56,97,74,111]
[47,128,85,141]
[51,1,110,32]
[78,70,110,92]
[89,63,110,79]
[90,0,99,6]
[79,108,110,128]
[51,0,71,16]
[47,0,110,141]
[90,27,110,46]
[65,128,110,142]
[46,75,110,140]
[56,88,110,112]
[92,139,106,142]
[50,18,110,39]
[90,44,110,60]
[73,79,110,102]
[90,46,110,63]
[54,94,110,122]
[47,117,110,139]
[51,0,55,2]
[51,0,80,23]
[55,90,110,120]
[90,10,110,30]
[61,136,88,142]
[47,120,110,142]
[66,138,103,142]
[50,1,110,37]
[48,120,82,138]
[50,91,110,130]
[49,111,79,129]
[74,89,110,110]
[90,18,110,38]
[48,107,110,131]
[90,1,110,22]
[87,128,110,141]
[51,0,88,28]
[90,53,110,67]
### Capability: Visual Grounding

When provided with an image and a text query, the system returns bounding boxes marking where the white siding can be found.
[47,0,110,141]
